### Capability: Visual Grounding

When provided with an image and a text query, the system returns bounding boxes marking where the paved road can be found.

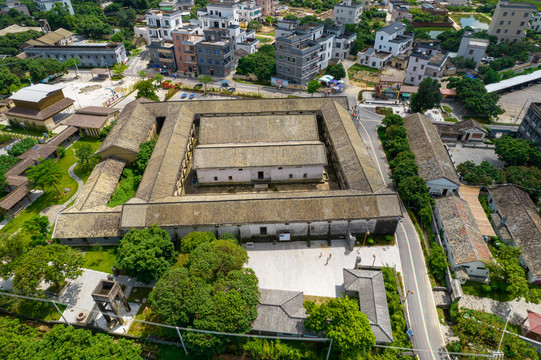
[355,105,449,360]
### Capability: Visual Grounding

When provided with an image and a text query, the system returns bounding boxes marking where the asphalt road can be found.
[355,105,449,360]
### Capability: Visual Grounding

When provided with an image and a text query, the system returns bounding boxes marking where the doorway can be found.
[258,171,264,180]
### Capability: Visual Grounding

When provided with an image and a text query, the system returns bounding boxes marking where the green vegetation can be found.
[27,158,63,195]
[347,63,381,80]
[0,317,142,359]
[494,135,541,167]
[410,8,447,23]
[135,79,159,101]
[307,79,322,96]
[410,78,442,113]
[243,339,319,359]
[72,138,102,182]
[456,161,504,186]
[180,231,216,253]
[115,225,177,283]
[304,297,375,358]
[236,44,276,81]
[149,235,259,357]
[0,30,43,57]
[446,76,503,118]
[108,140,156,207]
[7,137,37,157]
[80,246,117,273]
[448,306,539,358]
[325,63,346,81]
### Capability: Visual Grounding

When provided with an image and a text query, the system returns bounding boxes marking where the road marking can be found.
[357,120,387,187]
[400,221,437,360]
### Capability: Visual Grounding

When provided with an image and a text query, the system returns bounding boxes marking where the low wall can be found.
[412,22,454,27]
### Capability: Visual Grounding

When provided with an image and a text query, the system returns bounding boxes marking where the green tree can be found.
[135,79,159,101]
[12,244,84,294]
[199,74,213,94]
[397,175,431,211]
[0,317,142,359]
[22,215,50,245]
[391,154,418,186]
[152,73,163,87]
[45,3,75,30]
[180,231,216,253]
[137,69,147,79]
[112,63,128,78]
[505,166,541,202]
[63,57,81,77]
[410,78,442,113]
[0,67,21,94]
[264,16,277,25]
[306,79,321,96]
[115,225,177,283]
[27,158,62,195]
[74,142,98,170]
[8,137,37,157]
[381,113,404,127]
[235,44,276,81]
[428,243,448,283]
[325,63,346,80]
[110,32,124,42]
[75,15,113,39]
[485,244,529,300]
[247,19,262,31]
[187,239,247,281]
[447,77,503,118]
[456,161,504,185]
[483,68,501,85]
[494,135,541,167]
[304,297,375,358]
[0,232,31,279]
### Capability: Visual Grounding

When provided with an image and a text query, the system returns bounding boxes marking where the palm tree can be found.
[27,158,62,195]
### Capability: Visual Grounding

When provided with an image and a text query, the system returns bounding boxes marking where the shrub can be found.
[8,138,37,157]
[0,154,19,173]
[481,284,491,293]
[0,134,12,144]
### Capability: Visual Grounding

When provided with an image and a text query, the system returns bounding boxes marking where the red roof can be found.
[528,311,541,336]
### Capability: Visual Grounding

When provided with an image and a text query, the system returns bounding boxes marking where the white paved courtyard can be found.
[246,239,402,297]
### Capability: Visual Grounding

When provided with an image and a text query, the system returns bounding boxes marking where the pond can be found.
[451,14,490,30]
[420,26,454,39]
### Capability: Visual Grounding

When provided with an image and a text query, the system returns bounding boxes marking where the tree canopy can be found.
[485,244,529,301]
[75,142,99,170]
[180,231,216,253]
[0,317,142,360]
[22,215,50,246]
[304,297,375,358]
[410,78,442,113]
[135,79,159,101]
[236,44,276,81]
[325,63,346,80]
[456,161,504,186]
[446,77,503,118]
[306,79,321,96]
[115,225,177,283]
[494,135,541,167]
[150,234,259,357]
[11,244,84,294]
[27,158,63,195]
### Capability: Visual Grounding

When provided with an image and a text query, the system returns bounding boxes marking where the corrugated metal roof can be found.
[10,84,64,103]
[485,69,541,93]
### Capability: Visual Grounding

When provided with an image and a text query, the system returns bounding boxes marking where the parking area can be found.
[245,239,402,297]
[496,83,541,123]
[447,143,504,168]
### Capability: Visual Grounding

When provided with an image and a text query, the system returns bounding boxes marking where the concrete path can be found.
[40,162,83,224]
[245,239,402,297]
[460,294,541,326]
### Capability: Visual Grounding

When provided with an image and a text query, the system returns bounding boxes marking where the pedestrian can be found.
[329,253,332,260]
[319,252,323,258]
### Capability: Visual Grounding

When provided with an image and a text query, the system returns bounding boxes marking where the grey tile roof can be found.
[435,195,492,265]
[489,185,541,276]
[252,289,307,335]
[199,114,319,144]
[193,142,327,169]
[404,113,460,184]
[377,22,406,36]
[343,269,393,344]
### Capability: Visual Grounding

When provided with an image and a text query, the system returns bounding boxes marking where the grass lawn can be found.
[255,36,271,43]
[461,281,513,302]
[257,30,275,36]
[0,295,66,321]
[1,137,98,236]
[128,307,177,339]
[1,126,54,138]
[79,246,117,273]
[347,63,381,80]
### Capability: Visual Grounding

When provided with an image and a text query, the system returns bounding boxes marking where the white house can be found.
[532,12,541,33]
[326,25,357,60]
[145,8,184,41]
[34,0,73,14]
[357,48,392,69]
[374,22,413,57]
[196,3,240,30]
[238,0,261,23]
[404,113,461,196]
[434,195,492,283]
[333,0,363,25]
[456,31,489,65]
[405,43,449,86]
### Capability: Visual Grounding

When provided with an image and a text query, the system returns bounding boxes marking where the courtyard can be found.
[447,143,504,168]
[245,239,402,297]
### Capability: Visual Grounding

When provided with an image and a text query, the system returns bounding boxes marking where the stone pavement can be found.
[459,294,541,326]
[245,239,402,297]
